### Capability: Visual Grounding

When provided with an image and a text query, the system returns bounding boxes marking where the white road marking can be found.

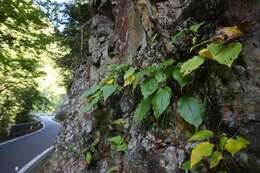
[0,118,46,146]
[17,146,54,173]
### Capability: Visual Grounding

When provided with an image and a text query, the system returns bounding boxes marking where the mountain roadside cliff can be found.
[42,0,260,172]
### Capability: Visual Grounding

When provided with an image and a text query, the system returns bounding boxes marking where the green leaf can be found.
[109,136,124,146]
[189,130,214,142]
[180,56,205,76]
[159,59,175,69]
[219,136,228,150]
[177,97,204,129]
[190,142,214,168]
[108,166,119,173]
[81,84,100,99]
[207,43,223,56]
[152,87,172,119]
[209,151,223,168]
[116,143,128,152]
[171,30,186,44]
[224,136,249,156]
[181,160,191,170]
[141,77,159,99]
[189,22,205,33]
[208,42,242,67]
[80,91,102,113]
[85,151,92,165]
[155,71,167,83]
[102,84,118,100]
[124,67,136,87]
[124,67,136,80]
[172,68,190,88]
[134,98,151,121]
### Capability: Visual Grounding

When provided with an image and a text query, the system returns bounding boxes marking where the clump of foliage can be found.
[80,22,248,171]
[181,130,249,172]
[0,0,68,128]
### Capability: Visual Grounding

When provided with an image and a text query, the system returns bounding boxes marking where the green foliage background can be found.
[0,0,69,130]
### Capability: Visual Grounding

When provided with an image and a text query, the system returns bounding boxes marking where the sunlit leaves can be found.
[180,56,205,76]
[224,136,249,156]
[189,130,214,142]
[190,142,214,168]
[124,67,136,87]
[216,26,242,40]
[177,97,204,129]
[208,42,242,67]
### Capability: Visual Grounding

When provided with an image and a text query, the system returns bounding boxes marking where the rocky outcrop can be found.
[46,0,260,173]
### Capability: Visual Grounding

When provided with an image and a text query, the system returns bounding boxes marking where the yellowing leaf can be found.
[190,142,214,168]
[209,151,223,168]
[199,48,213,59]
[104,78,114,85]
[217,26,242,39]
[224,137,249,156]
[208,42,242,67]
[124,74,136,87]
[180,56,205,76]
[189,130,214,142]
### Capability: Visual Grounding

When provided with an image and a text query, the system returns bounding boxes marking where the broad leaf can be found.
[208,42,242,67]
[152,87,172,119]
[81,84,100,99]
[141,77,159,99]
[172,68,190,88]
[209,151,223,168]
[180,56,205,76]
[102,84,118,100]
[134,98,151,121]
[155,71,167,83]
[177,97,204,129]
[189,130,214,142]
[181,160,191,170]
[190,142,214,168]
[224,136,249,156]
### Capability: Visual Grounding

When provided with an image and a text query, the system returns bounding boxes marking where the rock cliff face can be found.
[47,0,260,172]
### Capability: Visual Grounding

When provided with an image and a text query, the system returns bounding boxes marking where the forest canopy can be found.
[0,0,69,128]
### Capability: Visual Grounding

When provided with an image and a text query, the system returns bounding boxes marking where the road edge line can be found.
[0,120,46,146]
[17,146,54,173]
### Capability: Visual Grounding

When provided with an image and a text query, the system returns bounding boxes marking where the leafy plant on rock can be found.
[181,130,249,172]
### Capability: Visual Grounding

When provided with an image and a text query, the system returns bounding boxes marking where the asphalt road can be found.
[0,116,62,173]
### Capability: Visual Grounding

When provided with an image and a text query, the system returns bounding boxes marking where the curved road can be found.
[0,116,62,173]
